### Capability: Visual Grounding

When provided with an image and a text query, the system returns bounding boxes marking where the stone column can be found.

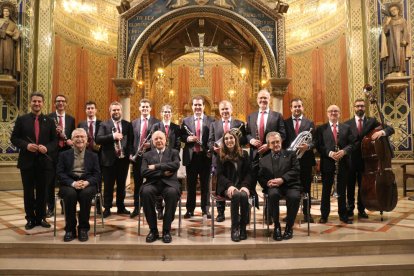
[268,78,290,113]
[112,78,137,121]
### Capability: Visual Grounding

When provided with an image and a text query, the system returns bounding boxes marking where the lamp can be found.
[227,64,236,99]
[168,62,174,97]
[239,55,248,82]
[260,65,268,88]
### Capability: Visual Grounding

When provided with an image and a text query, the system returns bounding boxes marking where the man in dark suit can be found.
[130,99,160,218]
[344,99,394,219]
[259,132,301,241]
[141,130,181,243]
[181,95,215,219]
[315,105,355,224]
[11,92,57,230]
[78,100,102,213]
[56,128,101,242]
[47,94,76,217]
[208,100,246,222]
[96,101,133,218]
[283,98,316,223]
[150,104,181,220]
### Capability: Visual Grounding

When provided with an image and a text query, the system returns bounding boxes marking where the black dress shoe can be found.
[319,217,328,224]
[202,211,212,219]
[46,209,54,218]
[184,211,193,219]
[117,208,130,215]
[146,230,159,243]
[303,215,314,223]
[239,226,247,240]
[157,209,164,220]
[162,230,172,243]
[37,219,51,228]
[358,211,369,219]
[63,231,76,242]
[130,208,139,218]
[25,221,36,230]
[273,224,283,241]
[340,217,353,224]
[231,228,240,242]
[283,226,293,240]
[347,211,354,218]
[78,229,89,242]
[103,209,111,218]
[216,212,225,222]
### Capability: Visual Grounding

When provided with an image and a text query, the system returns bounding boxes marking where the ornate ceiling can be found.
[53,0,347,55]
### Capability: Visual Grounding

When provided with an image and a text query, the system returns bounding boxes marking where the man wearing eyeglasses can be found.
[344,99,394,220]
[315,105,355,224]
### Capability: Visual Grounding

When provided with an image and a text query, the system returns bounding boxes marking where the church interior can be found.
[0,0,414,274]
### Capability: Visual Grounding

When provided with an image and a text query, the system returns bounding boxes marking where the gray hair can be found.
[71,128,87,139]
[266,131,282,144]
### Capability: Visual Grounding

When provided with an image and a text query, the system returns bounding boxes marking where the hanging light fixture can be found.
[260,65,268,88]
[239,54,248,82]
[62,0,97,14]
[168,62,175,97]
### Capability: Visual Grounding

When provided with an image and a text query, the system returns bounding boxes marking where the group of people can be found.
[11,89,394,244]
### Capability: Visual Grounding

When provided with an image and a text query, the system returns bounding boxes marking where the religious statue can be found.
[166,0,189,9]
[380,2,411,77]
[116,0,131,14]
[0,2,19,78]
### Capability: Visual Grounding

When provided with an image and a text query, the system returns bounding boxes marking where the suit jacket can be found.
[258,150,300,193]
[141,148,181,192]
[315,122,355,173]
[96,119,133,166]
[56,148,101,188]
[78,119,102,153]
[246,110,286,160]
[344,116,395,167]
[181,114,215,166]
[48,112,75,152]
[283,117,316,167]
[216,150,251,196]
[208,118,247,150]
[151,122,181,151]
[131,116,160,156]
[11,113,57,170]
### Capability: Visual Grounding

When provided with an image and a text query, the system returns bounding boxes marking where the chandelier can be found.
[62,0,97,14]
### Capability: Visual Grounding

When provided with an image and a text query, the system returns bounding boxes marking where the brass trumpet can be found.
[112,127,125,159]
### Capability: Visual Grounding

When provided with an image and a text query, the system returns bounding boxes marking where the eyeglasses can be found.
[328,110,339,113]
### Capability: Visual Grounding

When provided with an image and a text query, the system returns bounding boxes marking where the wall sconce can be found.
[239,67,248,81]
[157,67,165,79]
[260,65,268,88]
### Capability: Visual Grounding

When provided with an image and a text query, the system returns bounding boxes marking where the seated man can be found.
[259,131,301,241]
[57,128,101,242]
[141,130,181,243]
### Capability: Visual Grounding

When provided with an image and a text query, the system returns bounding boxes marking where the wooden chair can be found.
[401,162,414,196]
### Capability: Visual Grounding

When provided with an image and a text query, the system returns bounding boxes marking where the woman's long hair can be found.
[219,131,243,162]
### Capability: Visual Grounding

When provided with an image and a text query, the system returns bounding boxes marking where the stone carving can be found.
[0,1,19,78]
[166,0,189,9]
[116,0,131,14]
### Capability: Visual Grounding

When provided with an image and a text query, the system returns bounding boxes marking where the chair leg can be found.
[306,192,310,236]
[137,196,141,236]
[178,197,182,237]
[94,195,97,236]
[99,193,104,228]
[211,197,215,238]
[265,195,270,238]
[253,196,256,238]
[54,195,58,237]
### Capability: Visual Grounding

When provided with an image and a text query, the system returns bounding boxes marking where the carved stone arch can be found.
[123,6,277,81]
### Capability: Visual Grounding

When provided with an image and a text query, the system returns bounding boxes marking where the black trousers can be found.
[299,162,313,215]
[59,185,96,232]
[347,163,365,214]
[268,186,300,228]
[185,152,211,212]
[320,169,348,219]
[20,162,52,223]
[227,190,249,229]
[102,157,129,209]
[47,147,71,210]
[141,183,179,231]
[132,156,144,207]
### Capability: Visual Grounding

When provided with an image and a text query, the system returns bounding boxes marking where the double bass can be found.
[360,84,397,220]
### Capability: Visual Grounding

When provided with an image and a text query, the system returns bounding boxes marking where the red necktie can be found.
[88,121,94,151]
[294,118,300,136]
[34,116,39,144]
[116,121,121,157]
[165,125,169,137]
[358,119,363,134]
[58,116,64,147]
[223,120,229,133]
[194,117,201,152]
[259,111,265,142]
[140,118,147,145]
[332,123,338,144]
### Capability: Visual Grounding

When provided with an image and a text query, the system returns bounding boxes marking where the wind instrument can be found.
[287,128,313,158]
[214,123,244,148]
[112,127,125,158]
[331,144,340,198]
[131,130,153,162]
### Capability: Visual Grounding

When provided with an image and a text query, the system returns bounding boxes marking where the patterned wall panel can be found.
[323,38,342,111]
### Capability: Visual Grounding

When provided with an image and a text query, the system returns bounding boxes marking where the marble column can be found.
[268,78,290,113]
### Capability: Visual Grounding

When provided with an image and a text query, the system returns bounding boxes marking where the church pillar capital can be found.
[112,78,137,121]
[268,78,290,97]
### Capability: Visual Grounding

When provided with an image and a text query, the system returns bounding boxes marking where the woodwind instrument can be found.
[256,128,263,158]
[184,125,203,148]
[54,117,68,144]
[331,145,339,198]
[112,127,125,158]
[131,130,152,162]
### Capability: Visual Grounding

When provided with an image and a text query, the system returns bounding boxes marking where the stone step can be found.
[0,166,21,190]
[1,254,413,275]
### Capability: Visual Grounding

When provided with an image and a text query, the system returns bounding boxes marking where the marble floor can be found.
[0,187,414,245]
